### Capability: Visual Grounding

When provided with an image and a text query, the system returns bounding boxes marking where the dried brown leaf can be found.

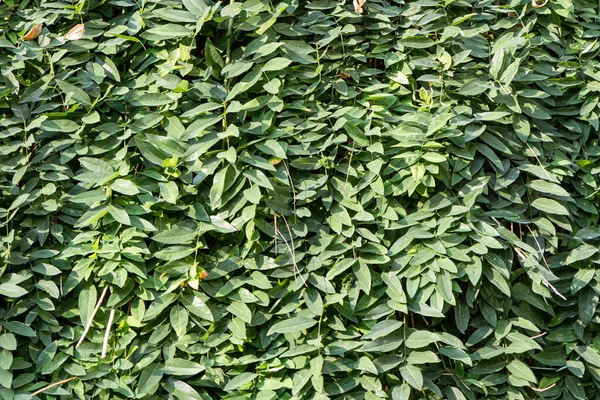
[64,23,85,41]
[23,24,42,41]
[353,0,366,13]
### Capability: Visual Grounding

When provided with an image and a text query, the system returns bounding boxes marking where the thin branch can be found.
[524,224,550,274]
[530,331,546,340]
[530,383,556,392]
[344,140,356,189]
[282,160,296,210]
[102,309,115,359]
[514,247,566,300]
[274,213,307,286]
[76,284,109,349]
[30,376,78,397]
[274,212,278,254]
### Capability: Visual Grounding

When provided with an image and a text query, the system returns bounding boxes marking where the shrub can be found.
[1,0,600,399]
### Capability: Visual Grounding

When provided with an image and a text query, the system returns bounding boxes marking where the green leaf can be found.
[566,244,598,264]
[163,358,205,376]
[0,283,28,298]
[0,334,17,351]
[531,198,570,216]
[262,57,292,71]
[575,345,600,367]
[56,79,92,106]
[405,331,439,349]
[152,226,198,244]
[507,360,537,383]
[224,372,257,392]
[170,305,189,337]
[399,364,423,390]
[343,121,370,147]
[267,317,317,335]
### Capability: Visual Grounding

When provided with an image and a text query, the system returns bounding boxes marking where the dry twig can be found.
[76,285,109,349]
[30,377,78,397]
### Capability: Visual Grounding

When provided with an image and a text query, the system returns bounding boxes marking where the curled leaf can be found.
[23,24,42,41]
[531,0,548,8]
[353,0,366,13]
[64,23,85,41]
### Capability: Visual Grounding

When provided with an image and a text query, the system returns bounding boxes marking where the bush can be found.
[1,0,600,398]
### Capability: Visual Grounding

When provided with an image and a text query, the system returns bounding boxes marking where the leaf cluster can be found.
[1,0,600,399]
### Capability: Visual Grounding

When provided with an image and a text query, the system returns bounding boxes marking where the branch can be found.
[30,376,78,397]
[76,284,109,349]
[102,309,115,359]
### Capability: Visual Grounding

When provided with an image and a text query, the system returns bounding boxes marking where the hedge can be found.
[1,0,600,399]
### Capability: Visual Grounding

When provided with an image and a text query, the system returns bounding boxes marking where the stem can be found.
[30,376,78,397]
[102,309,115,359]
[222,0,235,132]
[75,285,109,349]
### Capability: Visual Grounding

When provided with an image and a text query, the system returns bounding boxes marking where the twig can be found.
[344,140,356,189]
[76,284,109,349]
[524,224,550,274]
[274,213,307,286]
[282,160,296,210]
[490,216,566,301]
[30,376,78,397]
[514,248,566,300]
[530,331,546,339]
[274,212,278,254]
[102,309,115,359]
[222,0,235,132]
[530,383,556,392]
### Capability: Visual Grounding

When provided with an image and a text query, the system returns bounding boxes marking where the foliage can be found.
[1,0,600,399]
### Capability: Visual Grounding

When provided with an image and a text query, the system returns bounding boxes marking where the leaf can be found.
[163,358,205,376]
[391,384,412,400]
[108,205,131,225]
[64,24,85,40]
[405,331,439,349]
[262,57,292,71]
[527,179,570,198]
[182,293,214,322]
[507,360,537,383]
[399,364,423,390]
[56,79,92,106]
[575,345,600,368]
[531,198,570,216]
[343,121,370,147]
[159,181,179,204]
[170,305,189,337]
[0,334,17,351]
[226,71,262,101]
[439,347,472,366]
[78,285,97,326]
[224,372,257,392]
[566,244,598,264]
[0,283,28,298]
[182,0,208,17]
[579,287,599,326]
[23,24,42,40]
[363,320,403,340]
[267,317,317,335]
[152,226,197,244]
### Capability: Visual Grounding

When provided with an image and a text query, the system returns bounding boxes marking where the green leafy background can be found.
[1,0,600,399]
